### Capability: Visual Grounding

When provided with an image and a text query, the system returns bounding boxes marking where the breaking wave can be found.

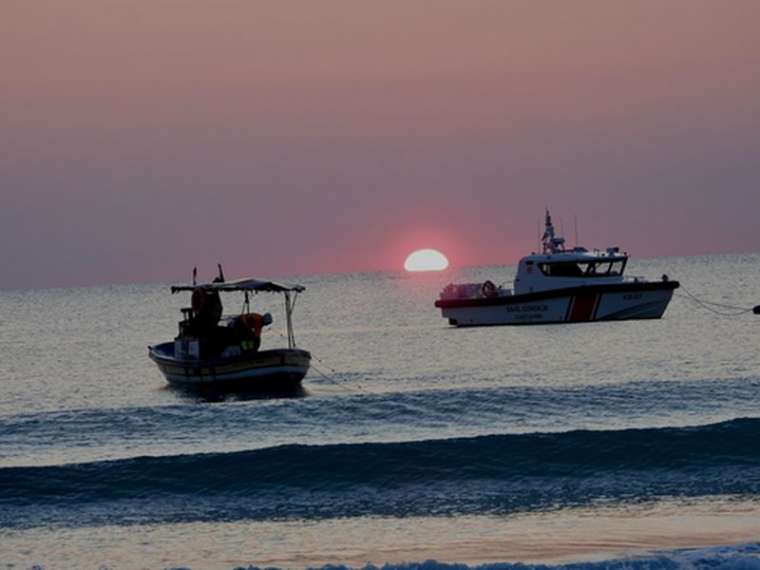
[2,418,760,529]
[270,542,760,570]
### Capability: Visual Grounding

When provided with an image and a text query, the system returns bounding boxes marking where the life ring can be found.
[482,280,497,297]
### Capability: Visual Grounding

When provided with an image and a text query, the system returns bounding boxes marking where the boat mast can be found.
[542,208,566,254]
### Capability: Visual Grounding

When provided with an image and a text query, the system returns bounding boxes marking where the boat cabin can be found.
[515,249,629,294]
[508,209,632,294]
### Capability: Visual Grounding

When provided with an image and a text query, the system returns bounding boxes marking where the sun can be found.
[404,249,449,272]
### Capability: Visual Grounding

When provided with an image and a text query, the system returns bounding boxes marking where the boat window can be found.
[539,260,626,278]
[585,262,611,275]
[609,260,625,276]
[538,262,585,277]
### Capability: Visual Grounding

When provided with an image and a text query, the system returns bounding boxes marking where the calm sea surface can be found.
[1,254,760,569]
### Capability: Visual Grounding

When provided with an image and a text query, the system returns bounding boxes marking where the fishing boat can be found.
[148,267,310,390]
[435,210,679,326]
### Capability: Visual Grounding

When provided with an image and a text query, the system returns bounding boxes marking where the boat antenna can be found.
[216,263,225,283]
[574,215,579,248]
[192,266,197,286]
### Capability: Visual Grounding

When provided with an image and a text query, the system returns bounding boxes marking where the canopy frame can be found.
[170,277,305,349]
[171,277,304,294]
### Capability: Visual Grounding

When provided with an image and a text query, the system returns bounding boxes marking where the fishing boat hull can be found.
[148,343,311,390]
[435,281,679,327]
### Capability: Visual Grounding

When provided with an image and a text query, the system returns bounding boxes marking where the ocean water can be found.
[1,253,760,569]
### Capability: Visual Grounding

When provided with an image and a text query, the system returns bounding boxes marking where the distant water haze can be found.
[2,1,759,289]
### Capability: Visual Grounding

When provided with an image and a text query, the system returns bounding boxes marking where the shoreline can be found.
[3,497,760,569]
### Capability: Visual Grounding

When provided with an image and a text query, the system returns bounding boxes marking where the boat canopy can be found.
[171,278,305,294]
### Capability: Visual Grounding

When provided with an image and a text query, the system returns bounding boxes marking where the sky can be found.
[2,1,759,289]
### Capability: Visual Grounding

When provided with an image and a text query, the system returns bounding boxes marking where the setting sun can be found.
[404,249,449,272]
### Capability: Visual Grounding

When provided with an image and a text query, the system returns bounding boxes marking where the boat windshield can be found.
[539,259,626,277]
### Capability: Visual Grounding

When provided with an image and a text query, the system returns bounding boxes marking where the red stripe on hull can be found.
[568,293,598,322]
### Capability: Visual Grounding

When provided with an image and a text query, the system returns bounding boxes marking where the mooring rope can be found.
[273,330,368,394]
[310,354,379,394]
[676,283,758,317]
[309,361,361,395]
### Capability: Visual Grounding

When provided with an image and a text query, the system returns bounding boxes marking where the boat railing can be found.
[440,283,512,300]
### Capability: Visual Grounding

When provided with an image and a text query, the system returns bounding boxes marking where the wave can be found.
[2,418,760,529]
[4,376,760,467]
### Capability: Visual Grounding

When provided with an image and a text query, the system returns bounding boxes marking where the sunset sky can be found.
[2,1,759,289]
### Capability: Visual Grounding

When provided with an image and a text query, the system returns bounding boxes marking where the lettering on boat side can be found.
[505,304,549,313]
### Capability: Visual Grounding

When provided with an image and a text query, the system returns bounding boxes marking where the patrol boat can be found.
[435,210,679,326]
[148,267,310,390]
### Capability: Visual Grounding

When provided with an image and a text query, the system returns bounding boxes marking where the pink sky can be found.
[1,1,759,289]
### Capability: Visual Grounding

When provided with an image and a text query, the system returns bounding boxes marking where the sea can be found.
[1,253,760,569]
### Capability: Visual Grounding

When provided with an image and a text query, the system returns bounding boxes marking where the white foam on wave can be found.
[6,500,760,569]
[233,542,760,570]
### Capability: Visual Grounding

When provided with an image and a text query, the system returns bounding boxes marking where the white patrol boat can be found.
[435,210,679,326]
